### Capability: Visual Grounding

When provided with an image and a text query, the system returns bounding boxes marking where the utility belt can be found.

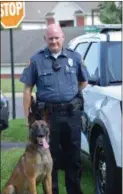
[46,103,69,112]
[37,95,84,115]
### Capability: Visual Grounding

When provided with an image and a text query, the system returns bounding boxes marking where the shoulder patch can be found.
[33,49,44,57]
[24,59,31,70]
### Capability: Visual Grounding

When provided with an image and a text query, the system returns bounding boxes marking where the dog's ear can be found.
[28,112,35,128]
[30,96,37,113]
[28,96,37,127]
[31,122,37,130]
[35,102,46,120]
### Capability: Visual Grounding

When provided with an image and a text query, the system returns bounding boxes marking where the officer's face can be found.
[44,26,65,53]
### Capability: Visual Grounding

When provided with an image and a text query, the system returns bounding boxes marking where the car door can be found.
[83,42,109,152]
[75,42,106,154]
[74,42,90,154]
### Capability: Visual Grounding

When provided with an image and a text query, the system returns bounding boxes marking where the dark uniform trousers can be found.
[45,109,84,194]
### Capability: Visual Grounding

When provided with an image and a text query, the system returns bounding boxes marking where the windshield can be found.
[107,41,122,83]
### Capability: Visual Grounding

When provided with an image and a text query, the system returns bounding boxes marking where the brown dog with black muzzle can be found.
[2,97,53,194]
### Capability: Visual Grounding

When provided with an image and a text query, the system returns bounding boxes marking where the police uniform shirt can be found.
[20,47,88,103]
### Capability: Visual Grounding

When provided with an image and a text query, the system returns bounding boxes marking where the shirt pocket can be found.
[38,69,53,86]
[64,66,77,84]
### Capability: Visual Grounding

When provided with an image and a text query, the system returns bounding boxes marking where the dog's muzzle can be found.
[37,137,49,148]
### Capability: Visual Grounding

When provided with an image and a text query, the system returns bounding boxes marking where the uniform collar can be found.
[44,47,68,58]
[61,48,68,57]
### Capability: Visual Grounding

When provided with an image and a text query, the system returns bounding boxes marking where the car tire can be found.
[93,134,121,194]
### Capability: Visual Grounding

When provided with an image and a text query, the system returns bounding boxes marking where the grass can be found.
[1,78,36,93]
[1,148,95,194]
[1,119,95,193]
[1,119,28,142]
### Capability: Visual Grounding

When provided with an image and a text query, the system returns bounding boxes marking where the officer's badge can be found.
[68,58,73,67]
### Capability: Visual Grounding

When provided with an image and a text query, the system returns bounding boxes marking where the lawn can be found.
[1,78,36,93]
[1,148,95,194]
[1,119,28,142]
[1,119,95,194]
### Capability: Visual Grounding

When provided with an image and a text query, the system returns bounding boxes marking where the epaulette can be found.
[38,49,44,54]
[31,49,44,59]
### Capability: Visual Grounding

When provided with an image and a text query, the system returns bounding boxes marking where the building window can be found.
[59,20,74,27]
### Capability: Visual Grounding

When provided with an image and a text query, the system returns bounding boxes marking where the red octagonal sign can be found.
[1,1,25,29]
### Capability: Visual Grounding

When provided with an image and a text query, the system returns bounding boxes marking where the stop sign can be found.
[1,1,25,29]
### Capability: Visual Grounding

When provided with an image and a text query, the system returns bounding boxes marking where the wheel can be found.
[93,134,121,194]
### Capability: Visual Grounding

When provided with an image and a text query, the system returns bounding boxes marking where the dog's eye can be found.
[32,125,37,130]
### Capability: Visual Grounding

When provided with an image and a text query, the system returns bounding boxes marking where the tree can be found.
[98,2,122,24]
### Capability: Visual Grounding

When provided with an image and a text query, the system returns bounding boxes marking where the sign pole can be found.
[9,28,16,119]
[1,1,25,120]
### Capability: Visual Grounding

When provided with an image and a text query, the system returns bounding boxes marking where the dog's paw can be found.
[9,185,15,193]
[2,185,15,194]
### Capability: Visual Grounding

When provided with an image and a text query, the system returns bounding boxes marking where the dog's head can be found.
[29,120,50,148]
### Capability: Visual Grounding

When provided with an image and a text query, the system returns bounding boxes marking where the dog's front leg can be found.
[43,173,52,194]
[28,178,37,194]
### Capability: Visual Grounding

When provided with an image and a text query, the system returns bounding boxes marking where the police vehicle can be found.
[69,25,122,194]
[0,91,9,131]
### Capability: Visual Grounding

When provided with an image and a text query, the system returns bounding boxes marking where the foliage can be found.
[98,2,122,24]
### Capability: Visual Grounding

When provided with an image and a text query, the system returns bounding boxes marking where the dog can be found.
[2,97,53,194]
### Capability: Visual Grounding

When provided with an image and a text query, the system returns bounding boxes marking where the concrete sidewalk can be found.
[1,141,26,150]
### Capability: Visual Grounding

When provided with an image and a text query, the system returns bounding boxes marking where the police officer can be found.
[20,24,88,194]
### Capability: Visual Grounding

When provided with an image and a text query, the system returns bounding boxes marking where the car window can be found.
[107,42,122,83]
[75,42,89,58]
[84,42,100,81]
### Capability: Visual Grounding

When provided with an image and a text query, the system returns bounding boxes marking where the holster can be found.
[67,93,84,115]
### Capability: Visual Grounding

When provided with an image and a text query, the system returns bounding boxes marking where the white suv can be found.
[69,25,122,194]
